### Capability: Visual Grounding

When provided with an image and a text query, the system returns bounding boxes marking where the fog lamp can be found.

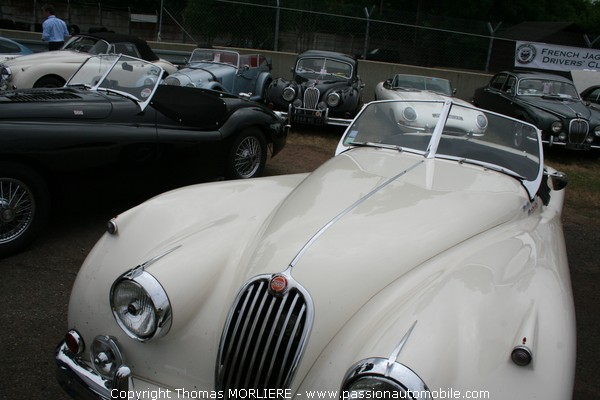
[551,121,562,133]
[91,335,124,379]
[292,99,302,108]
[594,126,600,136]
[558,132,568,141]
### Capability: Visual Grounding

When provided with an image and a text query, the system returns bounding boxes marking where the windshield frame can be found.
[336,99,544,200]
[294,56,354,81]
[66,54,163,111]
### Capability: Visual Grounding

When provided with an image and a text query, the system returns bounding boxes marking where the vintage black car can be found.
[472,70,600,150]
[265,50,364,126]
[0,54,287,257]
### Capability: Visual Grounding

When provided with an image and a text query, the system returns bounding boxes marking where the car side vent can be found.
[303,86,320,110]
[216,274,313,394]
[569,119,589,144]
[6,90,81,102]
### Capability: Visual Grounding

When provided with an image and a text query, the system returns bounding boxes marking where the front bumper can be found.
[56,341,133,400]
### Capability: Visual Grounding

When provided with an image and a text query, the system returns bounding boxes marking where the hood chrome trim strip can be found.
[288,160,424,268]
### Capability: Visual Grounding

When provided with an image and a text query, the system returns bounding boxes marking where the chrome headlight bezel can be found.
[0,65,11,81]
[110,268,172,342]
[340,357,429,399]
[282,86,296,102]
[326,92,341,107]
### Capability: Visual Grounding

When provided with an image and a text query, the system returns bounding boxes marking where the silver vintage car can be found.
[56,99,574,400]
[163,48,273,101]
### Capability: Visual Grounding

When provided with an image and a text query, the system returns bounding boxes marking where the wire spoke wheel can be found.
[227,128,267,179]
[0,178,35,244]
[234,135,263,178]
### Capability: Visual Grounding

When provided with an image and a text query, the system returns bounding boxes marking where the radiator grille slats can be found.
[569,118,589,144]
[216,275,312,393]
[303,86,320,109]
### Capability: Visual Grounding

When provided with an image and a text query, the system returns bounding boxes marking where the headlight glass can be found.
[341,358,428,400]
[594,126,600,136]
[282,86,296,102]
[326,92,341,107]
[345,377,406,398]
[163,76,181,86]
[110,269,171,341]
[403,107,418,121]
[91,335,123,379]
[476,114,488,130]
[0,66,11,81]
[551,121,562,133]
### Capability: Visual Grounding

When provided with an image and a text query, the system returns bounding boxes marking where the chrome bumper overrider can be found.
[56,341,133,400]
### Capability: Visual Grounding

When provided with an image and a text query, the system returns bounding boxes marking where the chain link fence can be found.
[0,0,538,72]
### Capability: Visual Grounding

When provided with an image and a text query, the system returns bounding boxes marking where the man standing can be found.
[41,5,69,51]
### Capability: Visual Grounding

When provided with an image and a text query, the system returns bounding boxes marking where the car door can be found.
[475,73,516,115]
[233,54,260,95]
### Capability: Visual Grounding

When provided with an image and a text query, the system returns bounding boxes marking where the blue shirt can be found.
[42,15,69,42]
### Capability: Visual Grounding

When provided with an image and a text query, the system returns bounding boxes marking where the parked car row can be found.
[0,54,288,258]
[56,96,575,400]
[0,35,578,400]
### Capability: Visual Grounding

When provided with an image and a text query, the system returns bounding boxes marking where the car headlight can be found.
[551,121,563,133]
[594,126,600,137]
[402,106,418,122]
[476,114,488,130]
[326,92,341,107]
[341,358,428,399]
[282,86,296,102]
[110,268,172,341]
[1,66,11,81]
[163,76,181,86]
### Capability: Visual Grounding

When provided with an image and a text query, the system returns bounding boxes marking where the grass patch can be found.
[545,149,600,222]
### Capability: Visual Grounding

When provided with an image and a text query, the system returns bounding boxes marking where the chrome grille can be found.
[216,274,313,393]
[568,119,589,144]
[303,86,320,110]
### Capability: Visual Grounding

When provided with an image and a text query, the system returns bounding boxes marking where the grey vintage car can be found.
[162,48,273,101]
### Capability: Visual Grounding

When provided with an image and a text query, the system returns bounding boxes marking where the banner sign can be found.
[514,41,600,72]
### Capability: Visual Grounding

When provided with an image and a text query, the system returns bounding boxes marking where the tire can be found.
[33,76,65,88]
[0,162,50,258]
[226,128,267,179]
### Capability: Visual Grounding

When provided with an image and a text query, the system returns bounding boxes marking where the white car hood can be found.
[3,49,87,67]
[71,148,537,392]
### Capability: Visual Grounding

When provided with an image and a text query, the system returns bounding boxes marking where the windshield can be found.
[517,78,579,99]
[63,36,110,54]
[391,74,453,96]
[337,100,543,199]
[295,57,352,81]
[66,54,163,109]
[189,49,239,67]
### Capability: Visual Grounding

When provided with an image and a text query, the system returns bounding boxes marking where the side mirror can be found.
[547,170,568,191]
[383,79,392,89]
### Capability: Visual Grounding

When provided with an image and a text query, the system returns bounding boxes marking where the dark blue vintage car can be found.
[163,48,273,102]
[265,50,364,126]
[0,54,287,257]
[472,70,600,151]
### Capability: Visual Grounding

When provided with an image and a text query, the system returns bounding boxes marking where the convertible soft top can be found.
[81,32,160,62]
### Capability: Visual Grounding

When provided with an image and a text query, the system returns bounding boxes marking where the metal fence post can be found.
[485,22,501,72]
[363,5,375,59]
[274,0,280,51]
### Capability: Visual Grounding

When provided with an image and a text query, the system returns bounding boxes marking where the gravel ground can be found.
[0,126,597,399]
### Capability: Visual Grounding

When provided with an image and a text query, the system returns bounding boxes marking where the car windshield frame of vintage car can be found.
[392,74,454,96]
[337,99,544,200]
[516,77,580,100]
[66,54,163,111]
[188,48,240,67]
[63,35,111,54]
[295,56,353,81]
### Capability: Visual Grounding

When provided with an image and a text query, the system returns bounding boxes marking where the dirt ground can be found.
[0,126,597,399]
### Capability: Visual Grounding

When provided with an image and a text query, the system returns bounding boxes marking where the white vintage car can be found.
[0,32,177,90]
[56,99,575,399]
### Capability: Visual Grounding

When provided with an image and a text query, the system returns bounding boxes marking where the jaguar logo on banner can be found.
[515,41,600,72]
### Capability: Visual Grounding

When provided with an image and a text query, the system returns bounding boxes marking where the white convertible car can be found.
[56,99,575,399]
[375,74,488,136]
